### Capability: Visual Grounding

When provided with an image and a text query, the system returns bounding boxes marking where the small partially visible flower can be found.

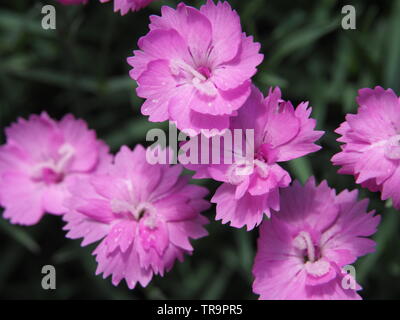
[128,0,263,134]
[63,145,209,289]
[252,178,380,300]
[183,86,323,230]
[332,86,400,208]
[0,112,111,225]
[57,0,88,5]
[100,0,155,15]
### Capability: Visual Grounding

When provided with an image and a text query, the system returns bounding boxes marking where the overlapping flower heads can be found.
[127,0,263,134]
[182,86,323,230]
[0,0,387,300]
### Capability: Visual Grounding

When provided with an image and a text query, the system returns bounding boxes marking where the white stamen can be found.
[110,199,136,217]
[30,143,75,180]
[110,199,157,227]
[385,135,400,159]
[170,59,207,81]
[226,160,254,185]
[56,144,75,172]
[293,231,315,262]
[254,159,269,178]
[192,77,217,96]
[305,260,330,277]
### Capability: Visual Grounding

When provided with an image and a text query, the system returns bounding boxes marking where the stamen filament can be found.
[171,60,207,81]
[293,231,315,262]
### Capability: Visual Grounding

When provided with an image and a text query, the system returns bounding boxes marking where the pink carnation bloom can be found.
[183,86,323,230]
[0,112,111,225]
[332,86,400,208]
[127,0,263,135]
[63,145,209,289]
[57,0,88,5]
[253,178,380,300]
[100,0,155,15]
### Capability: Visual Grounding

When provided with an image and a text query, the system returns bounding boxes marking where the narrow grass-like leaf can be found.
[0,219,40,253]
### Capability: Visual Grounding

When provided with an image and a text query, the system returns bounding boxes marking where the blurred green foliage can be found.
[0,0,399,299]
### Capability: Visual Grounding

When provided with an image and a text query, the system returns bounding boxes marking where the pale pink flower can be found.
[0,112,111,225]
[127,0,263,134]
[63,145,209,289]
[252,178,380,300]
[100,0,155,15]
[183,86,323,230]
[332,86,400,208]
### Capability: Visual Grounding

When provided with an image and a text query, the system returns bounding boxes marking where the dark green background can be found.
[0,0,399,299]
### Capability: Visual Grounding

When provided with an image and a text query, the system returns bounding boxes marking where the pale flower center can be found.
[170,59,217,97]
[293,231,316,262]
[31,144,75,184]
[111,199,157,229]
[362,134,400,160]
[226,157,271,185]
[254,159,270,178]
[384,134,400,159]
[304,260,330,277]
[226,160,253,184]
[293,231,330,277]
[196,66,212,79]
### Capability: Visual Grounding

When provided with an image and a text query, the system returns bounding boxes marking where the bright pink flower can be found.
[252,178,380,300]
[0,112,111,225]
[63,145,209,289]
[332,86,400,208]
[127,0,263,135]
[183,86,323,230]
[57,0,88,5]
[100,0,155,15]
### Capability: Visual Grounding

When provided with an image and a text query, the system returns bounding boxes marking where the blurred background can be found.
[0,0,399,299]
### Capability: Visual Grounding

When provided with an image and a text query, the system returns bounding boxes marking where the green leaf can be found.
[288,157,313,183]
[384,0,400,89]
[0,219,40,253]
[234,228,254,281]
[269,19,340,65]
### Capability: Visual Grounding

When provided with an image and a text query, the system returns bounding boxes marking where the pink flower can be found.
[332,86,400,208]
[0,112,111,225]
[183,86,323,230]
[63,145,209,289]
[252,178,380,300]
[127,0,263,135]
[57,0,88,5]
[100,0,155,15]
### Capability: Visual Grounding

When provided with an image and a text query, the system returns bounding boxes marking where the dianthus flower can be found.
[128,0,263,134]
[63,145,209,288]
[0,112,111,225]
[183,86,323,230]
[332,86,400,208]
[253,178,380,300]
